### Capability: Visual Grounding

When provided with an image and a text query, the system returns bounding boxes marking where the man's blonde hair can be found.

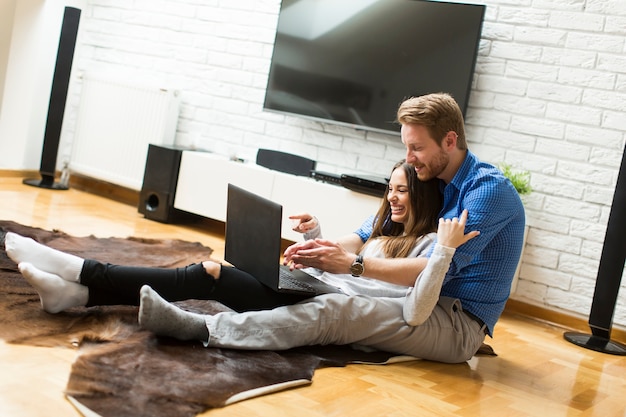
[396,93,467,150]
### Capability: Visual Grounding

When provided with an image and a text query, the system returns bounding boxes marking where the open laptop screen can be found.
[224,183,283,290]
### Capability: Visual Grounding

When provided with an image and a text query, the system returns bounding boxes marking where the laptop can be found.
[224,184,345,296]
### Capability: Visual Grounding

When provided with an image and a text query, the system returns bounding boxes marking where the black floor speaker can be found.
[23,6,81,190]
[139,145,186,223]
[564,145,626,355]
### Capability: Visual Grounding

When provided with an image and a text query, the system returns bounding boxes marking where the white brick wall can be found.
[63,0,626,329]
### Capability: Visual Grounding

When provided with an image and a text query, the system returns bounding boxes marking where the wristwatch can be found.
[350,255,365,277]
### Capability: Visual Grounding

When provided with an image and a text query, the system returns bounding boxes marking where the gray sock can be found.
[138,285,209,344]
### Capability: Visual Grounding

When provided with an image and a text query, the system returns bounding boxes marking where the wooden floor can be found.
[1,175,625,417]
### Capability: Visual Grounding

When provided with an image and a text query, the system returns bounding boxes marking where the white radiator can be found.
[70,74,181,190]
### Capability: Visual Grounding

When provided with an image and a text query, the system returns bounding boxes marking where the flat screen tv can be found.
[264,0,486,136]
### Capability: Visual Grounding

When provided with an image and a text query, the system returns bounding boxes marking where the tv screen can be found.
[264,0,486,136]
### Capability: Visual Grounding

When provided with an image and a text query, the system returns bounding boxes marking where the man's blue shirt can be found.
[354,151,525,336]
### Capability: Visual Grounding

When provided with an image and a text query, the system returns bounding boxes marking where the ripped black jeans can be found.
[80,260,310,312]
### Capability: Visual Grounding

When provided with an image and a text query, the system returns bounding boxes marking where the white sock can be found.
[18,262,89,314]
[139,285,209,344]
[5,232,84,282]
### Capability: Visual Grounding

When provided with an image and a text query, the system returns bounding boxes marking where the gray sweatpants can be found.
[205,294,486,364]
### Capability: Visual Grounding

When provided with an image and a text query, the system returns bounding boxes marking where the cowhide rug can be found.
[0,220,495,417]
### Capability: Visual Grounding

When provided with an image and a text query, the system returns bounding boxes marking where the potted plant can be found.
[499,163,532,196]
[498,163,531,294]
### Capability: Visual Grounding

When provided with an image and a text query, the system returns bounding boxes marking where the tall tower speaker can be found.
[564,145,626,355]
[23,6,81,190]
[139,145,185,223]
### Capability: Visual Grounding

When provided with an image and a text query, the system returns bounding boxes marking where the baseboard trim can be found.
[1,170,139,206]
[69,174,228,234]
[69,173,140,207]
[505,298,626,344]
[0,169,38,178]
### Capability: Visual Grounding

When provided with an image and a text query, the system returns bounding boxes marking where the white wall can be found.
[0,0,17,115]
[5,0,626,329]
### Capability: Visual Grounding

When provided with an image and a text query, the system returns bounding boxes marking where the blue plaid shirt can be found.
[354,151,525,336]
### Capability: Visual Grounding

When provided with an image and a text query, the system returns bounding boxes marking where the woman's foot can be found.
[5,232,84,282]
[139,285,209,344]
[19,262,89,313]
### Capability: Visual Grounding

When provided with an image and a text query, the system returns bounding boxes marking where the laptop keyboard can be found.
[279,268,317,292]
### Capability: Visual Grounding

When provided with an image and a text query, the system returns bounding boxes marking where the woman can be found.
[136,209,479,363]
[6,160,442,315]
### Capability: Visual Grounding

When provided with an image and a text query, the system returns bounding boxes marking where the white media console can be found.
[174,151,381,242]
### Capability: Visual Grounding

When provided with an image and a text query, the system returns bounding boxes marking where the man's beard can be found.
[415,149,449,181]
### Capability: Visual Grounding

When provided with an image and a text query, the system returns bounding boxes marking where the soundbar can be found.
[256,149,316,177]
[340,174,388,198]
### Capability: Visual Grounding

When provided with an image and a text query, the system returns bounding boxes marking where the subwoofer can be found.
[138,145,185,223]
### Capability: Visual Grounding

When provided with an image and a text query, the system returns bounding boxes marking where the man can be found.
[80,92,523,363]
[283,92,526,337]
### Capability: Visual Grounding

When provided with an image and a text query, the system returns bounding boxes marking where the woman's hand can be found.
[289,213,318,233]
[437,209,480,249]
[283,238,352,273]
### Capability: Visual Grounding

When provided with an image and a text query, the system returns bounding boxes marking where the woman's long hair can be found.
[360,160,442,258]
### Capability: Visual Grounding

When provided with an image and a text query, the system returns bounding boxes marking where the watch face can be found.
[350,263,364,276]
